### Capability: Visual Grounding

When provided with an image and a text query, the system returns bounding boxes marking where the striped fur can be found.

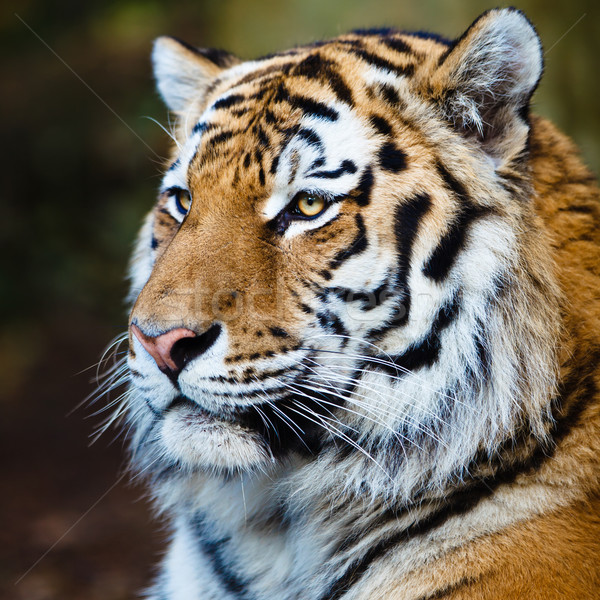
[118,9,600,599]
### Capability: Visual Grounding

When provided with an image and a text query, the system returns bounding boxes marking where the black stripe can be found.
[558,204,597,214]
[297,128,323,149]
[299,302,314,314]
[193,516,250,598]
[288,94,339,121]
[379,83,400,105]
[378,141,407,172]
[422,162,489,282]
[317,311,349,340]
[414,576,483,600]
[213,94,246,110]
[329,214,367,269]
[347,47,415,78]
[436,160,469,200]
[270,152,280,174]
[393,193,432,325]
[263,108,278,125]
[370,114,393,136]
[158,207,175,218]
[206,130,234,146]
[330,279,393,311]
[473,321,492,384]
[422,203,487,282]
[381,37,413,54]
[549,348,600,450]
[292,54,354,106]
[353,167,374,206]
[269,326,289,338]
[309,159,357,179]
[248,87,268,102]
[192,121,214,135]
[368,293,460,376]
[325,72,354,107]
[255,125,270,148]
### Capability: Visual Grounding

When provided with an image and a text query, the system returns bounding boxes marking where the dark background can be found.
[2,0,598,598]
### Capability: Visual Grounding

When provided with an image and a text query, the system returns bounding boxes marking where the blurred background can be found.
[1,0,598,598]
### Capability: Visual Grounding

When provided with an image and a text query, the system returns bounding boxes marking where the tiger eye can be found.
[296,192,326,217]
[176,190,192,214]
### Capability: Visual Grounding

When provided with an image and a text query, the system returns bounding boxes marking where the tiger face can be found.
[126,9,558,498]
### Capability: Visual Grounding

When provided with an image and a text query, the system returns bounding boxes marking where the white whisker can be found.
[280,378,431,453]
[142,115,182,151]
[287,400,393,480]
[291,357,453,444]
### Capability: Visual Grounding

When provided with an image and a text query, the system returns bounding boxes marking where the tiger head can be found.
[126,8,560,503]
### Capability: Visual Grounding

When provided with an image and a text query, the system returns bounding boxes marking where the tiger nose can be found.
[131,323,222,377]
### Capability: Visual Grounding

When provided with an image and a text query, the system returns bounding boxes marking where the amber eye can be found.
[172,189,192,215]
[295,192,327,218]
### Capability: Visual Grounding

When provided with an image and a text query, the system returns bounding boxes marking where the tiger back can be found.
[122,8,600,599]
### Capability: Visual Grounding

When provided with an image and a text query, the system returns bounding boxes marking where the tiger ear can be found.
[152,36,240,112]
[428,8,543,159]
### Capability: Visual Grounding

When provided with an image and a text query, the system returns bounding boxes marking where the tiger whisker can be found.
[298,343,480,412]
[281,378,433,452]
[298,355,450,420]
[301,342,454,402]
[250,376,312,450]
[273,379,363,437]
[286,400,393,480]
[297,379,447,450]
[292,357,455,442]
[89,390,132,444]
[300,366,458,442]
[143,116,182,151]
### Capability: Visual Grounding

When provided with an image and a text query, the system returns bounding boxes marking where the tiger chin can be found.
[120,8,600,599]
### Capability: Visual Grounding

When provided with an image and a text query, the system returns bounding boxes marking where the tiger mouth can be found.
[167,385,346,456]
[167,395,246,427]
[168,396,216,424]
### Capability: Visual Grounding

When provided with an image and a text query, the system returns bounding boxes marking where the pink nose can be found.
[131,324,197,373]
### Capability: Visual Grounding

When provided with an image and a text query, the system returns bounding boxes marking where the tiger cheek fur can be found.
[119,8,600,600]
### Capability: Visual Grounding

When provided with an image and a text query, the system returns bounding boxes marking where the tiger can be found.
[120,7,600,599]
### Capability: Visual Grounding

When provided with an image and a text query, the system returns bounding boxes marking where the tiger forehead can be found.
[186,77,296,189]
[188,39,432,147]
[200,29,450,125]
[176,31,452,201]
[209,29,449,97]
